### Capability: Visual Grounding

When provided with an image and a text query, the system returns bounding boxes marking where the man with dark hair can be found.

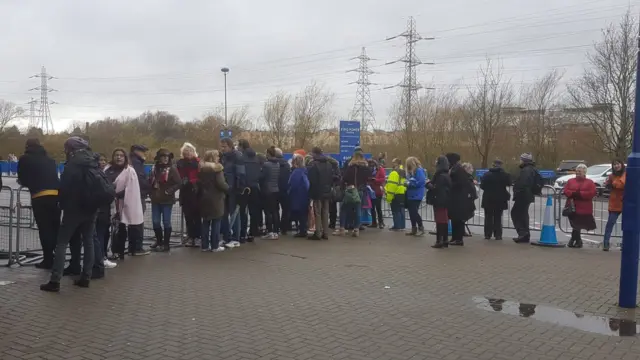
[238,139,261,242]
[307,146,339,240]
[17,138,61,269]
[220,137,246,247]
[41,137,100,292]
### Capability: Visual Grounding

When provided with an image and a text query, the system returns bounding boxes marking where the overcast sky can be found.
[0,0,636,132]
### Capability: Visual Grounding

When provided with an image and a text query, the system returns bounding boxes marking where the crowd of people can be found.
[0,135,625,292]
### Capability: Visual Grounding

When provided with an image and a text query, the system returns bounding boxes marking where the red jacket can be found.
[177,157,200,184]
[368,166,386,197]
[563,177,597,215]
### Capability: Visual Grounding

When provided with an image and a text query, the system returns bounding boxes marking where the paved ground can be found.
[1,229,639,360]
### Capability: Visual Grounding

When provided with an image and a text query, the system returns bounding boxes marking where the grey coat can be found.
[261,158,280,194]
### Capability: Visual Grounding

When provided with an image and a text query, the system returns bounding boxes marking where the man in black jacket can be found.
[307,147,339,240]
[275,148,291,235]
[480,159,511,240]
[238,139,261,242]
[17,138,61,269]
[512,153,537,243]
[41,137,99,292]
[129,144,150,254]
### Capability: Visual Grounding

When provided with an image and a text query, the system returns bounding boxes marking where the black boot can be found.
[405,227,417,236]
[151,228,163,251]
[575,234,583,249]
[567,237,576,248]
[163,228,172,252]
[40,281,60,292]
[432,225,444,248]
[73,277,90,288]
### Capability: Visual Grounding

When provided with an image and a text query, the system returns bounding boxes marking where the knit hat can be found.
[493,159,503,167]
[520,153,533,163]
[354,146,363,154]
[293,149,307,157]
[63,136,89,153]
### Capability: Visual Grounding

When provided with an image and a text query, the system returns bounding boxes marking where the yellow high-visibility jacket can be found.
[384,166,407,203]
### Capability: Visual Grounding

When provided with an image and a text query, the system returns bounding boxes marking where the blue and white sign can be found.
[339,120,360,161]
[219,129,232,139]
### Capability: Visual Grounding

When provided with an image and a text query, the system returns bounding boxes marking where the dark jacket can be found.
[426,156,451,209]
[149,163,181,205]
[480,167,511,210]
[197,161,228,220]
[243,148,262,190]
[222,149,246,192]
[308,154,338,200]
[129,152,150,199]
[58,149,99,213]
[513,162,537,203]
[288,167,310,212]
[261,158,280,194]
[17,143,59,196]
[276,155,291,198]
[177,157,200,206]
[343,158,370,189]
[448,158,476,222]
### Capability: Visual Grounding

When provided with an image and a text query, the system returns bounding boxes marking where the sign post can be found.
[339,120,360,163]
[618,30,640,309]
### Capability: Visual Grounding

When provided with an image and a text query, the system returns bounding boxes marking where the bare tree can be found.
[568,11,637,159]
[513,70,564,165]
[263,91,292,148]
[462,59,514,168]
[0,100,25,132]
[292,82,334,149]
[204,104,253,133]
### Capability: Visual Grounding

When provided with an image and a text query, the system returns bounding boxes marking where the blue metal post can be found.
[618,28,640,309]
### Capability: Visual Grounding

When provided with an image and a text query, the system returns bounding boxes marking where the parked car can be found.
[554,160,585,181]
[554,163,611,196]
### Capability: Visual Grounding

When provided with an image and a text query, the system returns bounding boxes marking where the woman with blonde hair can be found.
[405,156,427,236]
[177,142,201,247]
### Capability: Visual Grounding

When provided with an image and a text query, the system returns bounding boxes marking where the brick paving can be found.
[1,230,639,360]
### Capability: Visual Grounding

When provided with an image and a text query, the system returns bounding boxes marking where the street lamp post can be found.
[221,67,229,128]
[618,26,640,309]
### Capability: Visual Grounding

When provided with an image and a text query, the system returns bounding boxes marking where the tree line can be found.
[0,12,635,170]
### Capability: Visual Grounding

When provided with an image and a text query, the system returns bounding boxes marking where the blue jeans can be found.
[202,218,222,250]
[93,217,108,276]
[151,203,173,230]
[222,194,240,242]
[343,202,362,230]
[390,198,405,230]
[603,211,621,248]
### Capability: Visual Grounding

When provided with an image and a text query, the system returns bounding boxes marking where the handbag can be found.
[331,185,343,202]
[562,199,576,217]
[562,182,583,217]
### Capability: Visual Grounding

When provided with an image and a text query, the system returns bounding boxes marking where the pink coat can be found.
[112,165,144,225]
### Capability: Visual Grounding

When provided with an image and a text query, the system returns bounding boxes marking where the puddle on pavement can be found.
[472,296,640,337]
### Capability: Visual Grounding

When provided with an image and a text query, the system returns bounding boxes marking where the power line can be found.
[384,16,434,132]
[29,66,56,134]
[348,47,377,132]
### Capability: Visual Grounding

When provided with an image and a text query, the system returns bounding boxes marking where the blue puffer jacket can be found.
[406,167,427,201]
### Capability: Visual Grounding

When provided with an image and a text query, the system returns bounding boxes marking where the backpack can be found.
[532,170,544,196]
[81,167,116,211]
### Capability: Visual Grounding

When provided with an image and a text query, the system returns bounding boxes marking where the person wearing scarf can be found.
[177,142,201,247]
[603,159,626,251]
[149,148,181,251]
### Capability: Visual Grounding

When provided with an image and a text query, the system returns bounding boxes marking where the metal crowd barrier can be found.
[5,186,187,267]
[0,186,17,266]
[379,185,622,239]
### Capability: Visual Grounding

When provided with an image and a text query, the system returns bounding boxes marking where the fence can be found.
[0,184,625,266]
[0,187,187,267]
